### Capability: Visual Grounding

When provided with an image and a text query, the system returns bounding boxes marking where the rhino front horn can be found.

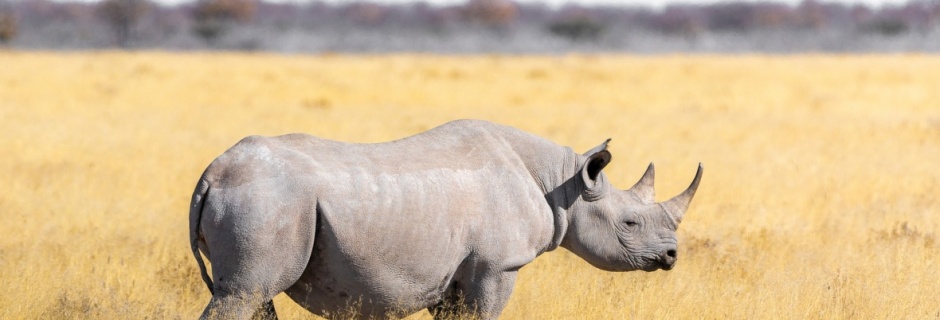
[661,163,703,223]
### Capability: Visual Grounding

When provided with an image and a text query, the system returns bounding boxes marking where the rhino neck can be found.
[506,135,584,253]
[537,150,584,253]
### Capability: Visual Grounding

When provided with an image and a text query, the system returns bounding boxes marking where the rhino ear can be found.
[581,148,611,190]
[661,163,703,223]
[583,138,612,157]
[626,163,655,204]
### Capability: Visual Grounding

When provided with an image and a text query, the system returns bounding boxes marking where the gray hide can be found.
[189,119,702,320]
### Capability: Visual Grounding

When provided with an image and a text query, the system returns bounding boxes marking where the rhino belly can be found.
[284,242,462,318]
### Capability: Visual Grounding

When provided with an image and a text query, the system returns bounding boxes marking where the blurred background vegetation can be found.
[3,2,940,320]
[0,0,939,52]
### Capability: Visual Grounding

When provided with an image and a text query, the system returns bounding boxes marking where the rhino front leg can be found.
[257,300,278,320]
[462,270,519,320]
[201,294,277,320]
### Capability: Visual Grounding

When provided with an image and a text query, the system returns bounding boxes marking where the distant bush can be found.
[547,15,604,42]
[704,2,755,31]
[863,19,908,36]
[97,0,151,48]
[192,0,257,46]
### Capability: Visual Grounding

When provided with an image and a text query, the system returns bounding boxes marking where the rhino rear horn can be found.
[661,163,703,223]
[626,163,655,204]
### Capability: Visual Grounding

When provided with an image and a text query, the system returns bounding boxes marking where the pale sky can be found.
[62,0,916,9]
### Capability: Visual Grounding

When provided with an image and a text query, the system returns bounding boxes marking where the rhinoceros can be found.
[190,119,702,319]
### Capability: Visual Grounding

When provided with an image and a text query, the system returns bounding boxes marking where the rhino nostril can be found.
[666,249,677,259]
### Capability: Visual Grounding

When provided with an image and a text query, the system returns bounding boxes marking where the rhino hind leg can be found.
[198,192,318,320]
[199,230,314,320]
[199,232,309,320]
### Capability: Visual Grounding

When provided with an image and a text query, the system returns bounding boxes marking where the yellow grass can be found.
[1,52,939,319]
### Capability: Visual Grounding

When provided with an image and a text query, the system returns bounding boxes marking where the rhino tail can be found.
[189,176,215,295]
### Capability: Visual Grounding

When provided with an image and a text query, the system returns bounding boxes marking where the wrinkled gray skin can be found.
[190,119,702,320]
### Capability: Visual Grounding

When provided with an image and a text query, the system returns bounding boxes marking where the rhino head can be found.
[560,139,702,272]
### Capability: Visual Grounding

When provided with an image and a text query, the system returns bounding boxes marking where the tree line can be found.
[0,0,938,52]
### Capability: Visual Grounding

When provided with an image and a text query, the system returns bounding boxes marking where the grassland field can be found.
[1,52,939,319]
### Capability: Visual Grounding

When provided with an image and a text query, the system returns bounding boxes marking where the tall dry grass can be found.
[0,52,938,319]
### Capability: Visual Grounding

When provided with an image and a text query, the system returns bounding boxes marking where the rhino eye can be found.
[625,220,638,227]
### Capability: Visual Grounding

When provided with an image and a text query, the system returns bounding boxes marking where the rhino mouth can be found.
[660,261,674,271]
[639,258,674,272]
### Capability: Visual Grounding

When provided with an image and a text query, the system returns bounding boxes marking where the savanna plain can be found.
[1,52,938,319]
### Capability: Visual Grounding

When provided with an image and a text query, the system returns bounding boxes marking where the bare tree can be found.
[461,0,518,30]
[97,0,150,48]
[796,0,827,30]
[655,5,706,47]
[343,2,388,28]
[752,3,794,30]
[191,0,256,46]
[0,1,16,45]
